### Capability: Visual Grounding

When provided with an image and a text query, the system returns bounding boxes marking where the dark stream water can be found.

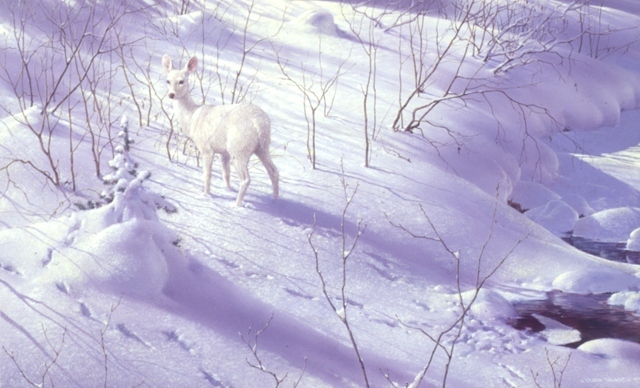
[563,237,640,265]
[509,239,640,347]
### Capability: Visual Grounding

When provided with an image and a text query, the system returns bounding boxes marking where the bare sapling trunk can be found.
[308,162,369,387]
[385,187,528,387]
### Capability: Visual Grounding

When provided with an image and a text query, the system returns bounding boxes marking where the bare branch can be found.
[308,162,369,387]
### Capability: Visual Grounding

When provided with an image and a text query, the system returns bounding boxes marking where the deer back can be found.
[188,104,237,154]
[190,104,269,156]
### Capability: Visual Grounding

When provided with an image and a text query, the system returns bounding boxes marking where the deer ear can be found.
[186,57,198,73]
[162,54,172,73]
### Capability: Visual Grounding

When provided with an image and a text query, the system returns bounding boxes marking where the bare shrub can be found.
[386,188,528,387]
[273,38,349,169]
[2,324,67,387]
[241,313,306,387]
[531,348,572,388]
[0,0,142,188]
[307,162,369,386]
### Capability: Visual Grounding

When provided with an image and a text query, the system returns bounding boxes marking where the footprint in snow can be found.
[41,248,53,267]
[371,317,398,328]
[163,330,194,353]
[1,263,21,276]
[79,302,92,318]
[219,258,240,269]
[200,368,227,387]
[367,263,399,281]
[56,281,69,294]
[117,323,148,346]
[285,287,314,300]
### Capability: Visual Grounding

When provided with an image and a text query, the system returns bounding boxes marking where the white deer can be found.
[162,55,279,207]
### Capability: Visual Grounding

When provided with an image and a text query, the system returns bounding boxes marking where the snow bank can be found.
[573,207,640,242]
[561,194,595,217]
[578,338,640,360]
[509,181,560,211]
[608,291,640,315]
[45,216,173,297]
[465,288,517,322]
[510,183,593,235]
[0,210,174,299]
[552,267,640,294]
[627,228,640,251]
[294,9,343,36]
[525,200,578,236]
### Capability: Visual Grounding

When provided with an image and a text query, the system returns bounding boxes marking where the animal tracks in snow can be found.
[284,287,315,300]
[367,262,399,281]
[163,329,194,353]
[200,368,227,387]
[0,262,20,276]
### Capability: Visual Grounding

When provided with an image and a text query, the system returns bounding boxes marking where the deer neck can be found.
[173,93,200,137]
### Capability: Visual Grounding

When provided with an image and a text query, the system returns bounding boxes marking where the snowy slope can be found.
[2,0,640,387]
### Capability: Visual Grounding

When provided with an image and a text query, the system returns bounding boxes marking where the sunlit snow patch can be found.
[532,314,581,345]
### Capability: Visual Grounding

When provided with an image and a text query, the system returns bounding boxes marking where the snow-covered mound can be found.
[294,9,344,36]
[509,181,561,211]
[578,338,640,360]
[0,153,179,298]
[561,194,595,218]
[52,215,173,297]
[552,267,640,294]
[573,207,640,242]
[627,228,640,251]
[525,200,578,236]
[466,288,517,322]
[609,290,640,315]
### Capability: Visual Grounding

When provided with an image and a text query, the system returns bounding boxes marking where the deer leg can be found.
[233,157,251,207]
[257,150,279,199]
[202,152,214,195]
[220,153,232,191]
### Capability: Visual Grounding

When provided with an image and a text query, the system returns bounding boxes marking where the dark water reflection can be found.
[509,238,640,347]
[510,291,640,348]
[562,236,640,265]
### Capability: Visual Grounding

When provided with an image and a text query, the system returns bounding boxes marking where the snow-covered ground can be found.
[1,0,640,386]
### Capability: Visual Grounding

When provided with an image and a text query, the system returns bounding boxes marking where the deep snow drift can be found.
[2,0,640,387]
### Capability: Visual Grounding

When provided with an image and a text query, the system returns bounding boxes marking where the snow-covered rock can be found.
[295,9,343,36]
[552,267,640,294]
[508,181,560,212]
[561,194,595,217]
[525,199,578,236]
[626,227,640,251]
[609,291,640,314]
[465,288,518,322]
[578,338,640,360]
[573,207,640,242]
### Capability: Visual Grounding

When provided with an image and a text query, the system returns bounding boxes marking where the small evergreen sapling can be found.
[99,116,176,221]
[101,116,137,203]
